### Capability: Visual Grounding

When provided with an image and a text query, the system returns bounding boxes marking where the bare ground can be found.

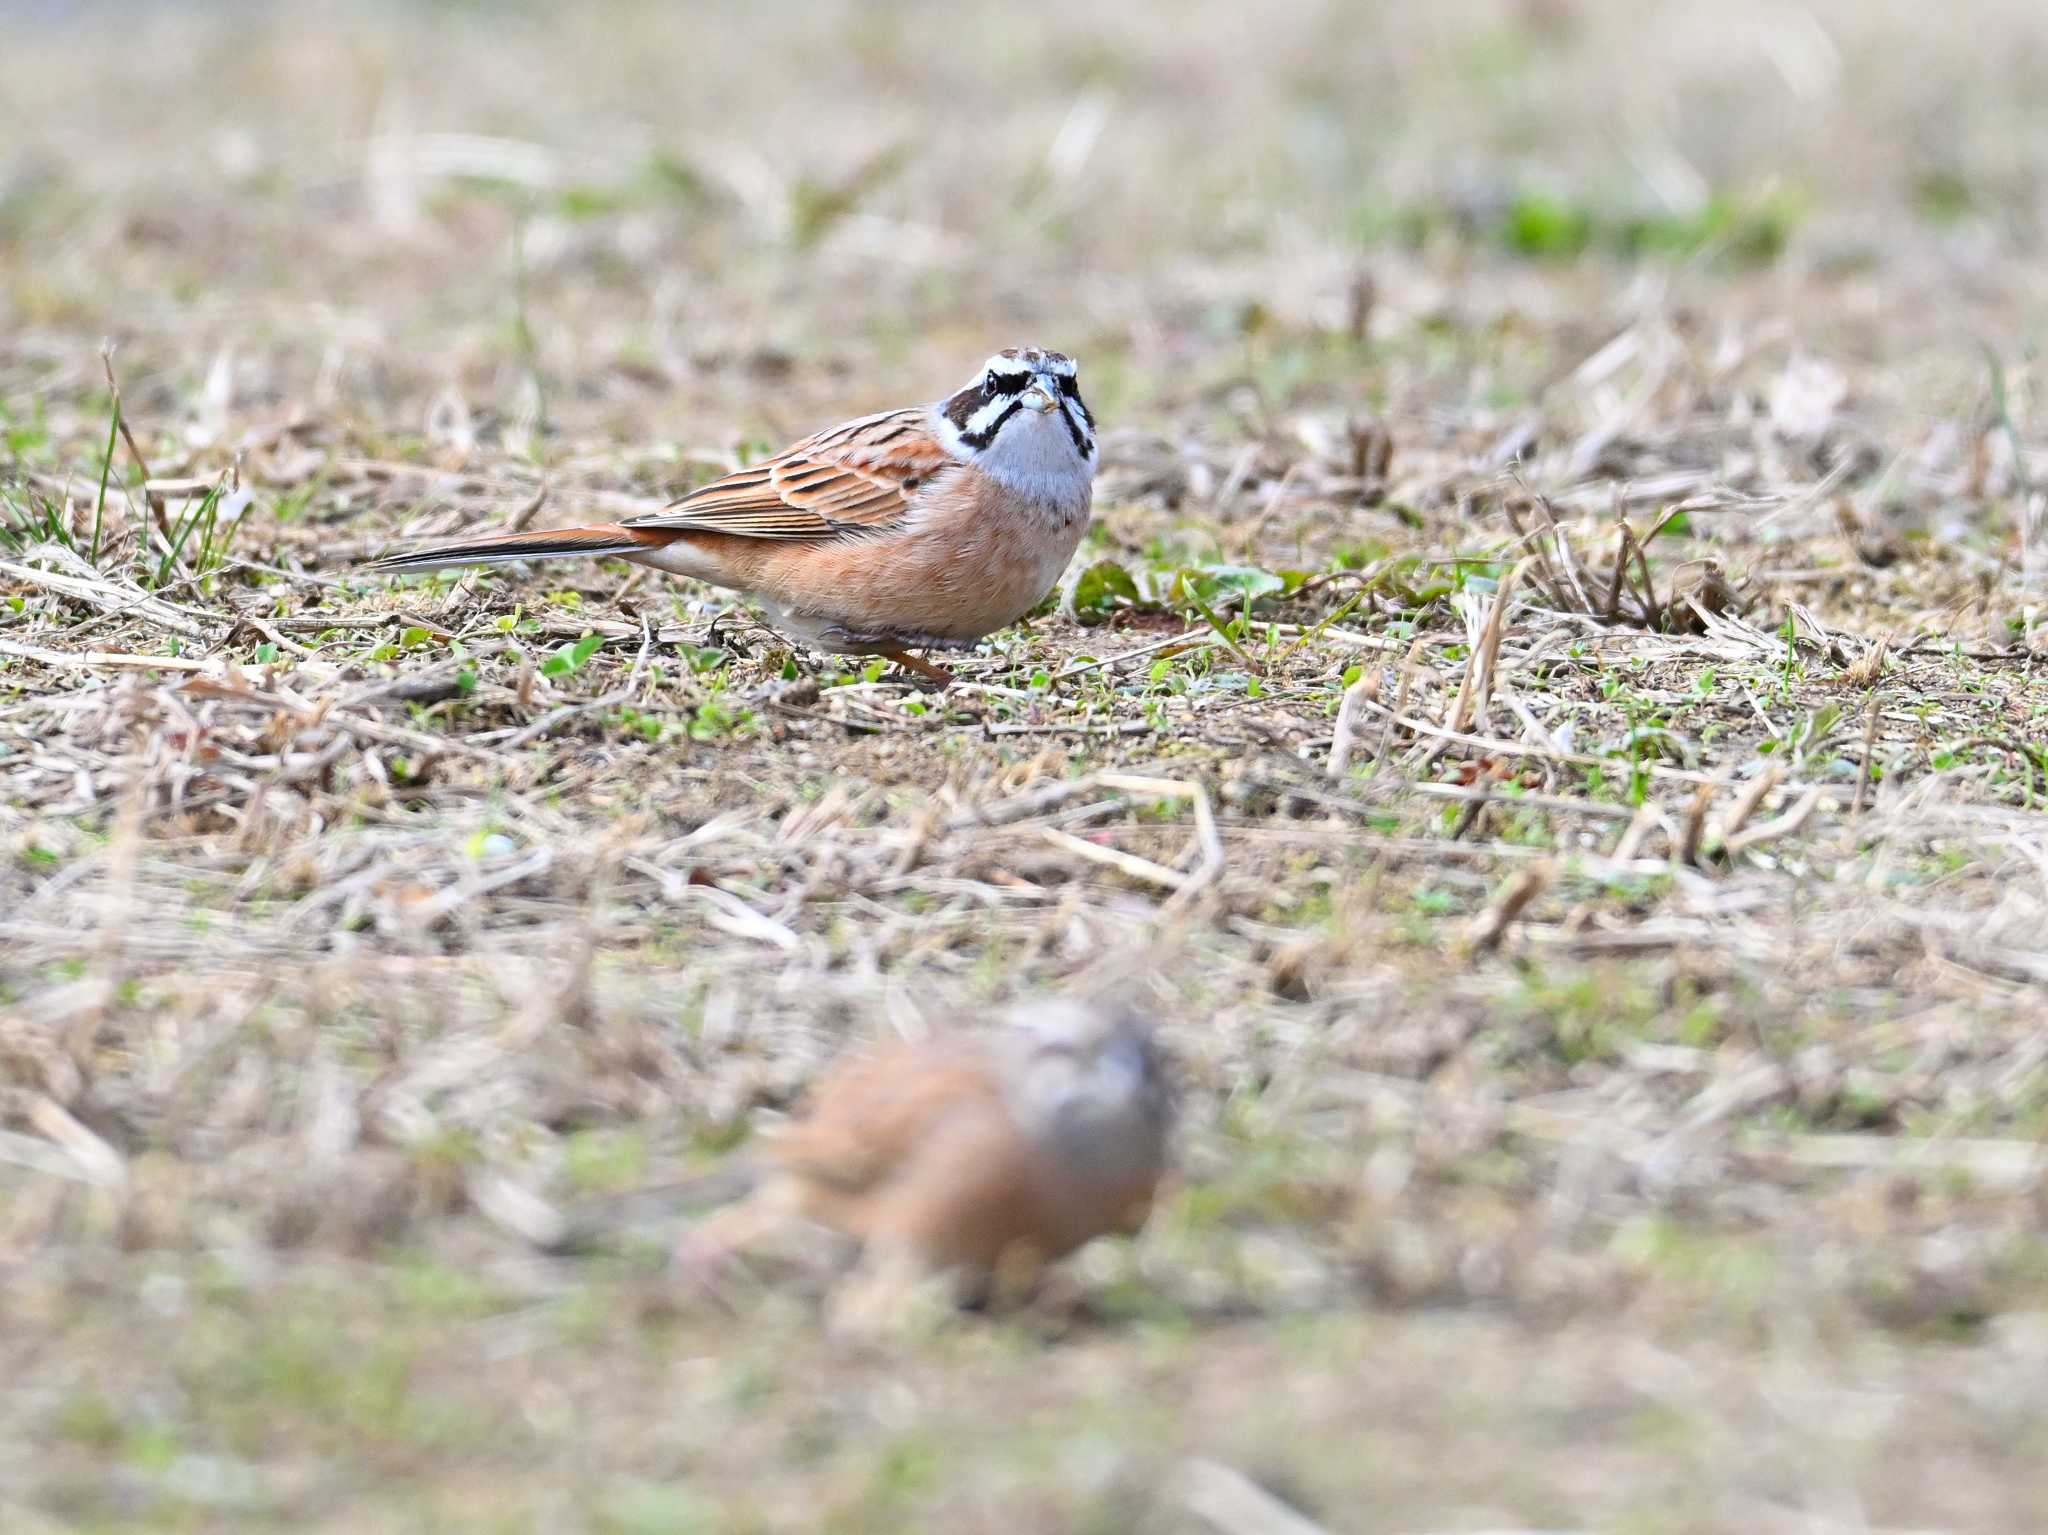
[5,3,2048,1531]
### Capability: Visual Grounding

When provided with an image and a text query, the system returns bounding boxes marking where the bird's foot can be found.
[817,627,976,688]
[880,649,955,687]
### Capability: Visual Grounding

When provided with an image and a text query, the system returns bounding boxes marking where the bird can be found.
[556,1000,1175,1311]
[374,348,1099,683]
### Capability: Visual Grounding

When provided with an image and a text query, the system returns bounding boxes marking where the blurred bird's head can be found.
[1003,998,1174,1177]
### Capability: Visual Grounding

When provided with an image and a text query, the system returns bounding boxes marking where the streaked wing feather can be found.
[623,408,952,541]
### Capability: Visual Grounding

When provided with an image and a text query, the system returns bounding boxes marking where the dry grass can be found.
[6,2,2048,1531]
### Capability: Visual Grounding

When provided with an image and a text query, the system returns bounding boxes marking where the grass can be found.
[6,1,2048,1531]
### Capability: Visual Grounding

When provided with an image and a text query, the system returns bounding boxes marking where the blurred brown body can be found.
[685,1002,1173,1303]
[769,1039,1159,1274]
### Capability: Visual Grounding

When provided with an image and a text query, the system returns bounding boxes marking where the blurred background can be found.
[7,4,2048,1533]
[5,0,2044,449]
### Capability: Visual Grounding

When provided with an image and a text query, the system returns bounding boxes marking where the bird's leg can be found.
[817,625,960,687]
[880,649,955,686]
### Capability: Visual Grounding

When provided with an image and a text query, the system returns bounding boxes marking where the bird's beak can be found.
[1021,377,1059,413]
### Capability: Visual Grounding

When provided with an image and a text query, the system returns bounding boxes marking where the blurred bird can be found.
[558,1001,1174,1310]
[374,348,1098,682]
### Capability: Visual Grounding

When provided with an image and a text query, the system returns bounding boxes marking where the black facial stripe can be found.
[1058,398,1094,458]
[1050,375,1095,428]
[958,398,1022,450]
[947,373,1034,430]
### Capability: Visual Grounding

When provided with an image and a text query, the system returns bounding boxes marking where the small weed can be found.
[542,633,604,678]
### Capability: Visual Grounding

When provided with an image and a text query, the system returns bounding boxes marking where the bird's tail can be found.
[375,522,674,573]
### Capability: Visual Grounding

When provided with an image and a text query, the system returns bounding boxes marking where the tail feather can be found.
[375,522,670,573]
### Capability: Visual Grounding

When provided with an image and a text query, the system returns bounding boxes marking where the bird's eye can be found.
[984,370,999,393]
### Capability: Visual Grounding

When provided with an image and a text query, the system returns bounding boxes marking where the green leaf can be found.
[1502,193,1594,258]
[1176,563,1286,606]
[1070,559,1142,619]
[400,626,431,648]
[254,642,278,664]
[542,633,604,677]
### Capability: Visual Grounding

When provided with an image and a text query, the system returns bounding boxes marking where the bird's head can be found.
[934,346,1098,495]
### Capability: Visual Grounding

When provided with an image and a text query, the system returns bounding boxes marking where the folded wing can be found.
[623,408,954,541]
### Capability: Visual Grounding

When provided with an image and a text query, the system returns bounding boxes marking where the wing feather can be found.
[771,1043,1002,1194]
[622,407,954,541]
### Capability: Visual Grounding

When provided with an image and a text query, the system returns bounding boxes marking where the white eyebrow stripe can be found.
[964,396,1015,436]
[982,352,1077,378]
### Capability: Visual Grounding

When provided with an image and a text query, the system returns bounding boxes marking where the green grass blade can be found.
[155,482,223,588]
[89,393,119,567]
